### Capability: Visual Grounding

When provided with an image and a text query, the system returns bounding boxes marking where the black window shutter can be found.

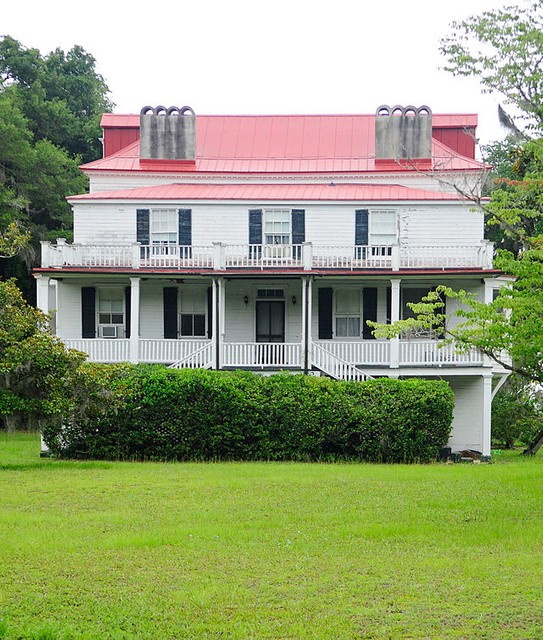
[386,287,392,324]
[362,288,377,340]
[81,287,96,339]
[136,209,150,244]
[125,286,131,339]
[249,209,263,244]
[178,209,192,245]
[318,288,333,339]
[249,209,262,259]
[355,209,369,245]
[163,287,178,339]
[291,209,305,244]
[207,286,213,339]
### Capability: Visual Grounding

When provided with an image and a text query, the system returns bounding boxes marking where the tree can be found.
[0,36,114,162]
[0,279,86,431]
[370,2,543,455]
[440,0,543,135]
[0,37,111,296]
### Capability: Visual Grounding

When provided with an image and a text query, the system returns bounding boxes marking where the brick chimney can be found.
[140,105,196,161]
[375,105,432,161]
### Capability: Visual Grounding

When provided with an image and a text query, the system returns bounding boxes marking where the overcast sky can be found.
[4,0,514,148]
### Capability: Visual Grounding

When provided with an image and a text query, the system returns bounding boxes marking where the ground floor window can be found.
[98,288,124,338]
[335,289,361,338]
[179,289,206,337]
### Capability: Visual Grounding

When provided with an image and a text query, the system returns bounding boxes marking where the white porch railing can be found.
[222,342,302,368]
[139,245,213,269]
[41,241,494,271]
[139,339,211,363]
[64,339,131,362]
[399,341,483,366]
[400,243,494,269]
[312,245,394,270]
[62,337,485,369]
[224,244,304,269]
[314,340,390,365]
[311,342,370,381]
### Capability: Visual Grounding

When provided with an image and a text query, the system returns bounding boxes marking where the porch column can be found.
[307,277,313,371]
[218,277,225,370]
[129,277,140,364]
[482,374,493,458]
[301,277,310,372]
[390,278,401,368]
[35,275,50,315]
[212,277,219,369]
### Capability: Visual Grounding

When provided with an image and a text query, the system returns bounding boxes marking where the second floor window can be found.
[264,209,291,245]
[151,209,177,245]
[370,210,397,246]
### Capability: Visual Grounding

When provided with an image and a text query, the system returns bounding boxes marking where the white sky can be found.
[4,0,514,148]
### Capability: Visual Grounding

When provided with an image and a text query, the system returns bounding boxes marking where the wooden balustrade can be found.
[222,342,302,368]
[41,241,493,270]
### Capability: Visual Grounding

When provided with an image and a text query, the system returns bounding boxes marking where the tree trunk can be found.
[523,428,543,456]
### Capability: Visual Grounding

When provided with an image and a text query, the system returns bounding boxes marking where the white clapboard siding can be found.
[446,376,484,452]
[72,200,483,249]
[74,204,135,244]
[56,283,82,339]
[403,204,483,245]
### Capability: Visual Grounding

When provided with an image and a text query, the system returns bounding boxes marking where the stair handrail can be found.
[311,342,373,381]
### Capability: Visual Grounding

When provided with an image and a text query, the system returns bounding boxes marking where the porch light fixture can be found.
[292,296,297,305]
[244,295,249,306]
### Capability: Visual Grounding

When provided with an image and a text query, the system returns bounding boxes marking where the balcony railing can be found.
[42,240,494,271]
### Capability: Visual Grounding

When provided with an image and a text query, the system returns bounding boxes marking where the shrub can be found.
[43,367,454,463]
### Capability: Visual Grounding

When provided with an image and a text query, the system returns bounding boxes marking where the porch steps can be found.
[168,343,213,370]
[311,342,373,382]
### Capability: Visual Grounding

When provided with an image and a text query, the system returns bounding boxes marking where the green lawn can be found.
[1,433,542,639]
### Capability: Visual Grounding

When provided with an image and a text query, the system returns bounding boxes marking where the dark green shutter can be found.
[81,287,96,338]
[178,209,192,245]
[355,209,369,245]
[291,209,305,259]
[362,287,377,340]
[125,286,131,339]
[207,286,213,339]
[318,288,333,339]
[386,287,391,324]
[291,209,305,244]
[249,209,262,259]
[163,287,178,339]
[136,209,150,244]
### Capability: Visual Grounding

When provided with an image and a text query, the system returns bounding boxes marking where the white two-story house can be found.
[35,104,509,457]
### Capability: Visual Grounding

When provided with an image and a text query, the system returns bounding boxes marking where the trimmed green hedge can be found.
[43,366,454,463]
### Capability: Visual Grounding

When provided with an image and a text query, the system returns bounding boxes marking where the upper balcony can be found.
[40,240,495,272]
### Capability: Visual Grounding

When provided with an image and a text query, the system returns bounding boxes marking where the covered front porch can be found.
[35,272,498,377]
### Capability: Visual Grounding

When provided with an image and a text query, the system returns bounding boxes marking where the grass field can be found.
[1,432,542,639]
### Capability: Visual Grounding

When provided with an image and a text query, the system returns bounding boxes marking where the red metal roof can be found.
[86,114,483,175]
[69,182,463,202]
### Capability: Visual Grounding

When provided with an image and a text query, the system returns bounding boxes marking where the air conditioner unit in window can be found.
[99,325,119,338]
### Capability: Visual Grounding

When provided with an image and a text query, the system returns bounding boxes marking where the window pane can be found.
[336,289,360,314]
[99,313,111,324]
[111,314,124,324]
[193,315,206,336]
[181,314,193,336]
